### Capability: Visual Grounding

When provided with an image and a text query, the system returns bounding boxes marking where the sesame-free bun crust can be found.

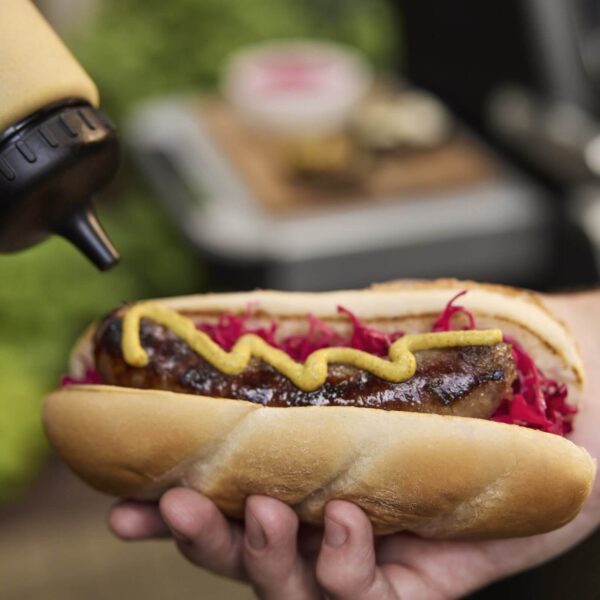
[44,280,595,538]
[44,386,594,538]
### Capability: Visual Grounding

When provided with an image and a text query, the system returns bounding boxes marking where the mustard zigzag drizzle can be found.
[122,302,503,392]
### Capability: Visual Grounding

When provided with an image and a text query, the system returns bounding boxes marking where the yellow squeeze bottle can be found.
[0,0,119,270]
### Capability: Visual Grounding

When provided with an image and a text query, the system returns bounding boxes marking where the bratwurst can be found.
[94,316,516,418]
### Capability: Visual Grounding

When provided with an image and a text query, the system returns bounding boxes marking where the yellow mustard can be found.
[122,302,502,392]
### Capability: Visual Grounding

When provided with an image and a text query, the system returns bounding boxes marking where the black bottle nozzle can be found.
[0,101,121,270]
[57,208,119,271]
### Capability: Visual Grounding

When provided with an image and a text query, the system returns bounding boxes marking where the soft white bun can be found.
[44,280,595,538]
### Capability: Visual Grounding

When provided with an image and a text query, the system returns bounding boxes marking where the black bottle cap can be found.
[0,100,120,270]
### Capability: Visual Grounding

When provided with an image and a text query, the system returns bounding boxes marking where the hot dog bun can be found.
[43,280,595,538]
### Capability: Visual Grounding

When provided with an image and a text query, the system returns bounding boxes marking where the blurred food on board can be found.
[197,91,489,204]
[353,91,453,152]
[221,41,455,183]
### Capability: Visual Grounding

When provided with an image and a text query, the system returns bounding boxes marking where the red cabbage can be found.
[196,305,403,361]
[432,290,476,331]
[196,303,280,351]
[490,336,576,436]
[428,290,575,436]
[61,367,103,387]
[337,306,402,357]
[280,313,344,361]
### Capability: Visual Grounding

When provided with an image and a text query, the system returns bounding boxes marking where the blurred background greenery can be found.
[0,0,396,500]
[74,0,396,119]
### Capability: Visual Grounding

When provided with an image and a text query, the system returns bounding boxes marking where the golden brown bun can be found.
[44,386,594,538]
[44,279,595,539]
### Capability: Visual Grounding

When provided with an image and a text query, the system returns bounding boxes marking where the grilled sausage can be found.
[94,317,516,418]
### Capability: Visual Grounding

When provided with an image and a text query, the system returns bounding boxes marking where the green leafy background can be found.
[0,0,395,500]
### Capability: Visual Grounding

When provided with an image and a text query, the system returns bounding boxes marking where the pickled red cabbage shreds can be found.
[196,305,404,361]
[432,290,477,332]
[197,304,280,351]
[197,295,468,359]
[337,306,405,357]
[61,367,103,387]
[491,336,576,435]
[432,291,576,435]
[280,314,344,361]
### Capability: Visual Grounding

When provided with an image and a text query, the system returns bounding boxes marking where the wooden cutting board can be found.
[200,98,496,215]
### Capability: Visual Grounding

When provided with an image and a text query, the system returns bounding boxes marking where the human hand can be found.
[109,292,600,599]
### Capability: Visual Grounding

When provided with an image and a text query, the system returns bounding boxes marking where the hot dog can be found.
[43,279,596,539]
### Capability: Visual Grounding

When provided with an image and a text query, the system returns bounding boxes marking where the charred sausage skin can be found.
[94,317,516,418]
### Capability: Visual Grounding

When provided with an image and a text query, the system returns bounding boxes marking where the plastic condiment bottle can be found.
[0,0,120,270]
